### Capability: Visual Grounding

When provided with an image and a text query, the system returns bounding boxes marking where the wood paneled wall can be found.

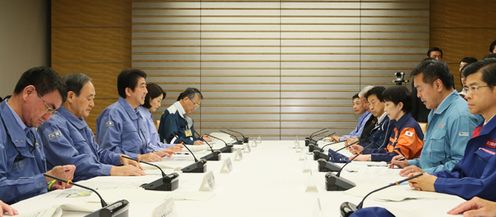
[430,0,496,89]
[51,0,496,134]
[51,0,132,131]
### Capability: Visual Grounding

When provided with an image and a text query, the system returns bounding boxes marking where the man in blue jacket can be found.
[0,66,75,204]
[96,69,167,162]
[40,73,144,181]
[391,59,481,174]
[158,87,206,145]
[408,59,496,201]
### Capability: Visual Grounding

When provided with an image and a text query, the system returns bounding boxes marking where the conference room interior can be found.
[1,0,496,216]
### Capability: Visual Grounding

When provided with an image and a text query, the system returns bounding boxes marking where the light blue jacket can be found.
[0,101,47,204]
[40,107,122,181]
[138,106,175,152]
[96,98,151,158]
[408,91,482,173]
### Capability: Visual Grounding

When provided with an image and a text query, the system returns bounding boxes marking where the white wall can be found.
[0,0,48,97]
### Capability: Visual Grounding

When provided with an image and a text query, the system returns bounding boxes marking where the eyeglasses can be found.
[463,85,489,93]
[37,94,57,115]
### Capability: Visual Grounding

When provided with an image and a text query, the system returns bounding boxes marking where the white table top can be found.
[11,139,465,217]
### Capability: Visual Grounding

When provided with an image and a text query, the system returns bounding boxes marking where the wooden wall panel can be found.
[430,0,496,89]
[51,0,132,132]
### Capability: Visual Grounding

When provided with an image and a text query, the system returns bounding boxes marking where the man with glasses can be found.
[0,66,75,204]
[390,59,481,175]
[407,59,496,201]
[158,87,206,145]
[96,69,167,162]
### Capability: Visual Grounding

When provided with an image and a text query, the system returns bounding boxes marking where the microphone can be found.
[340,173,424,217]
[312,140,340,161]
[121,156,179,191]
[208,134,234,153]
[194,131,221,161]
[226,129,249,143]
[43,173,129,217]
[179,136,207,173]
[305,129,329,146]
[317,140,359,172]
[220,130,243,145]
[325,142,377,191]
[308,132,336,152]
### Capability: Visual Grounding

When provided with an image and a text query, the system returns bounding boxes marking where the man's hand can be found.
[0,200,18,216]
[408,172,437,192]
[120,155,142,169]
[399,165,423,177]
[390,155,409,169]
[448,197,496,217]
[138,152,162,162]
[45,164,76,190]
[193,140,205,145]
[348,144,363,155]
[110,165,144,176]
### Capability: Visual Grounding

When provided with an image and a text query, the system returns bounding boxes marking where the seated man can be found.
[458,56,478,98]
[391,59,481,174]
[329,93,371,142]
[353,86,424,162]
[348,86,393,155]
[40,73,144,181]
[158,87,206,145]
[96,69,165,162]
[0,67,75,204]
[408,60,496,201]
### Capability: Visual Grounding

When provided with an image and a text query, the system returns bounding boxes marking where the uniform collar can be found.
[173,101,186,118]
[58,106,87,130]
[377,112,388,124]
[479,115,496,136]
[0,101,30,148]
[118,97,139,120]
[434,91,459,115]
[394,113,412,127]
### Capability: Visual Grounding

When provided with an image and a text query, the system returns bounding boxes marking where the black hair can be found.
[63,73,91,96]
[483,53,496,60]
[143,83,166,109]
[117,68,147,98]
[460,57,478,65]
[382,86,412,113]
[177,87,203,101]
[14,66,66,101]
[489,39,496,53]
[364,86,386,102]
[463,59,496,89]
[352,93,359,100]
[411,59,454,89]
[427,47,443,58]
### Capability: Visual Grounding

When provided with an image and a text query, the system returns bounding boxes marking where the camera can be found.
[393,71,408,85]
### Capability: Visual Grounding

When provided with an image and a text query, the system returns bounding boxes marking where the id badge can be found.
[185,129,192,137]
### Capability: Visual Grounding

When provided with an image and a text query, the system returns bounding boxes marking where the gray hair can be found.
[63,73,92,96]
[358,86,374,98]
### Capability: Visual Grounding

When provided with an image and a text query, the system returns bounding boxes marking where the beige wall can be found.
[0,0,48,97]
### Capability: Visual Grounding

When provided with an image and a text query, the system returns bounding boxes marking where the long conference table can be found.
[11,134,465,217]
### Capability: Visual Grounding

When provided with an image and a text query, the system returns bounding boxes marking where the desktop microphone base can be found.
[85,199,129,217]
[141,173,179,191]
[201,151,222,161]
[219,145,233,153]
[325,172,356,191]
[318,159,341,172]
[313,151,328,161]
[181,160,207,173]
